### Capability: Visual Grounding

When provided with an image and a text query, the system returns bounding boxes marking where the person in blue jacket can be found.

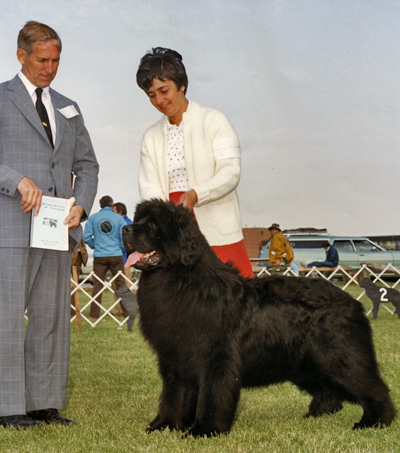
[307,241,339,268]
[83,195,131,319]
[112,202,132,264]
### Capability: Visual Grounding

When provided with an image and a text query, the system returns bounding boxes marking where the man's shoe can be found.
[28,409,77,426]
[0,414,39,429]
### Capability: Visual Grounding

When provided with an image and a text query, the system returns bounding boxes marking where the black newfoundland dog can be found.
[123,199,395,437]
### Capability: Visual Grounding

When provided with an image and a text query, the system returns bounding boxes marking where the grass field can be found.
[1,285,399,452]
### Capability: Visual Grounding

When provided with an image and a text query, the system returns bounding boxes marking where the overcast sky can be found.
[1,0,399,237]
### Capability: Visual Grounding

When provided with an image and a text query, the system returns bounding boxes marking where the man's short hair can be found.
[17,21,62,56]
[100,196,113,208]
[113,202,127,216]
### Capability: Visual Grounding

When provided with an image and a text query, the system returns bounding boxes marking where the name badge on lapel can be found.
[57,105,80,119]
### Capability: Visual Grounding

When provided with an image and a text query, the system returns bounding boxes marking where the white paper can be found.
[57,105,80,119]
[30,196,70,251]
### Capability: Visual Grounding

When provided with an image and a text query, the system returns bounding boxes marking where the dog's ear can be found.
[174,205,205,267]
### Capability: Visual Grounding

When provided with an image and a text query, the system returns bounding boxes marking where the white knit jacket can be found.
[139,101,244,246]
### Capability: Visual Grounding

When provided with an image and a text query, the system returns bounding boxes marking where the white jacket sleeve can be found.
[191,110,241,206]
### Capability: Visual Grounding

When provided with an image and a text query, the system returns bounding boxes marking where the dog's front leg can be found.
[186,353,241,437]
[147,362,186,433]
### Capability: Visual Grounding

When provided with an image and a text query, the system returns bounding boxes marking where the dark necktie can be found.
[35,88,54,148]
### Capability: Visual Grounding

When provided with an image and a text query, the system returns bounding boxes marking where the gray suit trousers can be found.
[0,247,71,416]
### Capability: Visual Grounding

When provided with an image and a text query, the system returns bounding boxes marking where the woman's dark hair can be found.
[136,47,188,94]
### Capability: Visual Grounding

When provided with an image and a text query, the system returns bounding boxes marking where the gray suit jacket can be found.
[0,75,99,249]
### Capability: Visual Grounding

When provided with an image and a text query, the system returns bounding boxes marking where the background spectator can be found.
[308,241,339,268]
[83,195,136,329]
[112,202,132,263]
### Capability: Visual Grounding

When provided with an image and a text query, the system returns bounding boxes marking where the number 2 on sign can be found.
[379,288,388,302]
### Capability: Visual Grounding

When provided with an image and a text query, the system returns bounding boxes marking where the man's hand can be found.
[64,205,84,229]
[17,176,43,215]
[178,190,198,212]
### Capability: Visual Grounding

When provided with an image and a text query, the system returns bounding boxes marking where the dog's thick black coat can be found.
[123,199,395,437]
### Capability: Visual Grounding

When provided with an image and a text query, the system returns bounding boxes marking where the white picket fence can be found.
[70,270,138,330]
[255,263,400,317]
[69,264,400,329]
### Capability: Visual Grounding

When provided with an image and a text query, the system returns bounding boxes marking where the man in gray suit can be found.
[0,21,99,428]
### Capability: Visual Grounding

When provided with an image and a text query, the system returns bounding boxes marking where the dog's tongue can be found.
[125,251,144,268]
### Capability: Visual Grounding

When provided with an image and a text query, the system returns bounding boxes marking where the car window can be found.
[289,240,325,249]
[353,240,380,252]
[333,240,354,251]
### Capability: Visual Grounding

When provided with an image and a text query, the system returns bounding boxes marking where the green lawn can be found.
[1,287,399,452]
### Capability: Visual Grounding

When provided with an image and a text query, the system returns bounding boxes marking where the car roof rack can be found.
[283,228,329,236]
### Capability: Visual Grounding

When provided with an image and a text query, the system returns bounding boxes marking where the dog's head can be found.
[123,199,207,271]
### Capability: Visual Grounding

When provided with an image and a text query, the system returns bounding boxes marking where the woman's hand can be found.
[178,190,198,212]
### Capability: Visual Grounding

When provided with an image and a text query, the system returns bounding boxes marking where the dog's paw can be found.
[184,424,225,438]
[352,420,385,430]
[146,423,164,433]
[146,415,168,433]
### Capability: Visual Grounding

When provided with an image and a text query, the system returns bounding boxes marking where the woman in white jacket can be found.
[136,47,253,277]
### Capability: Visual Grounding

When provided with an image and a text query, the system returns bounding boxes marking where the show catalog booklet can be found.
[30,196,74,251]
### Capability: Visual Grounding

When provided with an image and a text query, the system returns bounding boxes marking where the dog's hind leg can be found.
[325,356,396,429]
[353,392,396,429]
[305,392,343,418]
[390,296,400,318]
[335,351,396,429]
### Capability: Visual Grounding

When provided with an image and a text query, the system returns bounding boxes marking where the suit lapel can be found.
[51,90,67,152]
[8,75,50,145]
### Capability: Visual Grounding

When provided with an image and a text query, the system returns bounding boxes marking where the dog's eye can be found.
[148,222,157,230]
